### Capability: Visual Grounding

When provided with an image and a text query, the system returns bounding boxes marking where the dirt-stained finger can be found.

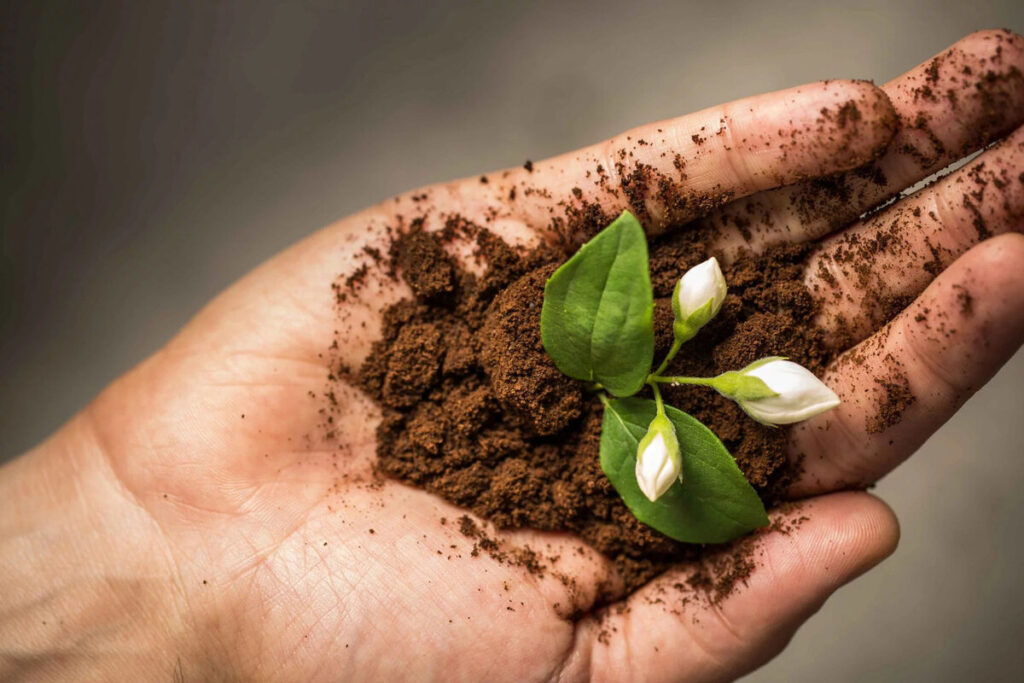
[702,29,1024,259]
[808,124,1024,348]
[790,234,1024,496]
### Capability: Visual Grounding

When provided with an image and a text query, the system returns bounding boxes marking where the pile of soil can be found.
[355,218,832,597]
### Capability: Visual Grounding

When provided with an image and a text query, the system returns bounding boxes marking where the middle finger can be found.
[701,29,1024,260]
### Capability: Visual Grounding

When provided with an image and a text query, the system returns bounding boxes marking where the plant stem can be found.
[651,338,683,378]
[651,382,666,416]
[649,375,719,388]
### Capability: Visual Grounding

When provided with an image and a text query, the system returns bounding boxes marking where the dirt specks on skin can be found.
[953,283,974,315]
[867,355,916,435]
[542,88,899,249]
[704,33,1024,256]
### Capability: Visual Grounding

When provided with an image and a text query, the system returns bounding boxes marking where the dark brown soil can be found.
[356,221,832,598]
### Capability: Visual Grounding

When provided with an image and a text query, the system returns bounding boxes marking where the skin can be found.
[3,30,1024,682]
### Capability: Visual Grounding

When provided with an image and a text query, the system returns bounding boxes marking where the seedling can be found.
[541,211,839,543]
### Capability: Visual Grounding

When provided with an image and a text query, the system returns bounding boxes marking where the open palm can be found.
[7,31,1024,682]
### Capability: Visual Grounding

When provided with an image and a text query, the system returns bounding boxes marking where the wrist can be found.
[0,414,196,679]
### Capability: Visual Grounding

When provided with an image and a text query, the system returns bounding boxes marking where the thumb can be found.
[563,492,899,682]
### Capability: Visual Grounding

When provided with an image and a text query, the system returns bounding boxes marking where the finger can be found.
[808,123,1024,347]
[441,79,896,241]
[791,234,1024,496]
[165,84,895,365]
[702,29,1024,259]
[561,492,898,682]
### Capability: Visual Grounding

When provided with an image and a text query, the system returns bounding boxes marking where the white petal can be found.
[636,433,677,501]
[742,360,840,425]
[677,257,727,320]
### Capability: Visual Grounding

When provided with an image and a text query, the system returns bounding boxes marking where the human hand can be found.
[2,30,1023,682]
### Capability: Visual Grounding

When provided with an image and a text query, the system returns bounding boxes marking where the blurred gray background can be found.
[2,1,1022,680]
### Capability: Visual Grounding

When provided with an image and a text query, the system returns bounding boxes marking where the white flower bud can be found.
[673,257,727,339]
[731,358,840,425]
[635,414,682,502]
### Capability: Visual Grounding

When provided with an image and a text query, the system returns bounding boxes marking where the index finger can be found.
[452,79,898,241]
[174,81,898,367]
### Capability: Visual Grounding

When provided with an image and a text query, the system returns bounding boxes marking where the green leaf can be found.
[541,211,654,397]
[600,396,769,543]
